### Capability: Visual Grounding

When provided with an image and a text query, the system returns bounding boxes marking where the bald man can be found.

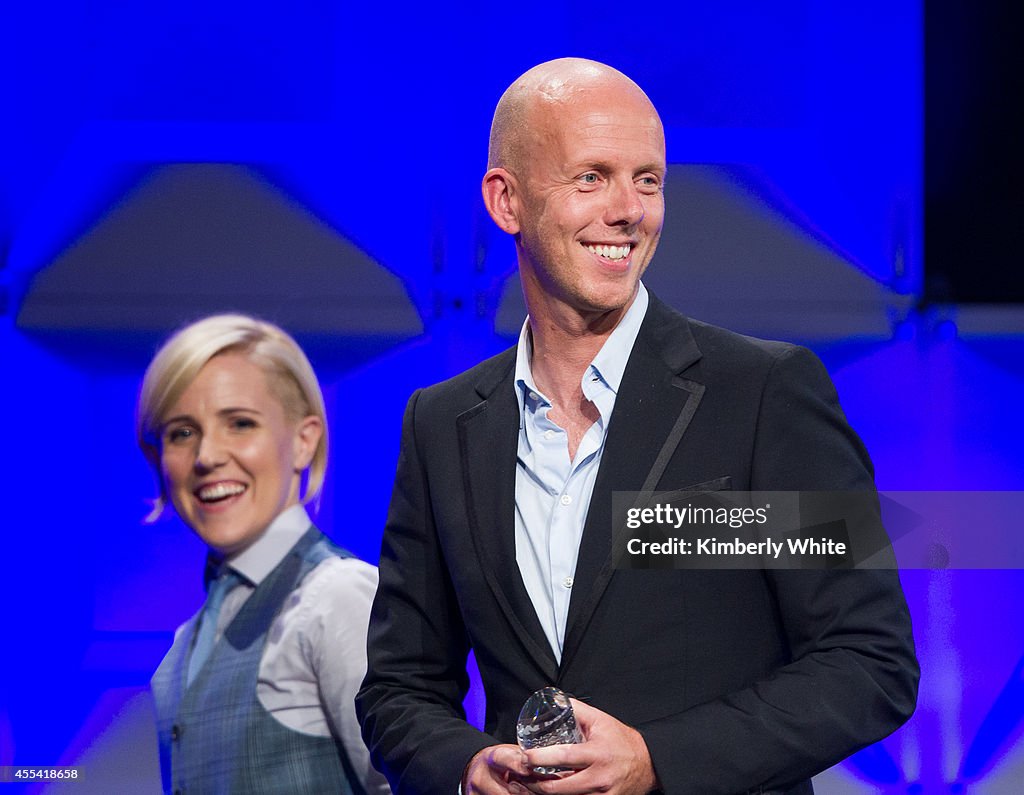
[357,59,917,795]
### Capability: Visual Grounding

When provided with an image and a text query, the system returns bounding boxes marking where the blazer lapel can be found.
[560,295,705,672]
[457,354,559,682]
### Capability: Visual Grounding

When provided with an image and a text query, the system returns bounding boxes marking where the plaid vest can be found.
[151,526,366,794]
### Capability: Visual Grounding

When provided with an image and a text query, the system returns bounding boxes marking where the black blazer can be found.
[357,293,918,795]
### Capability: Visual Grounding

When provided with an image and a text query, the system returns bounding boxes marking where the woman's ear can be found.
[293,415,323,471]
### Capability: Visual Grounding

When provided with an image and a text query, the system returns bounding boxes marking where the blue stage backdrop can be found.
[1,2,1022,792]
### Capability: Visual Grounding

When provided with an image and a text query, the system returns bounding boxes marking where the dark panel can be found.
[926,1,1024,302]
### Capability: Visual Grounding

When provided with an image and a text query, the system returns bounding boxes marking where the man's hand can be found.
[520,699,659,795]
[463,744,534,795]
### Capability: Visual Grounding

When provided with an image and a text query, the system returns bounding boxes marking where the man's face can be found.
[512,84,666,320]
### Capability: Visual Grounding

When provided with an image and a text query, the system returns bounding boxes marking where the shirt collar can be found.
[514,281,649,410]
[514,322,546,415]
[212,503,312,588]
[589,281,648,394]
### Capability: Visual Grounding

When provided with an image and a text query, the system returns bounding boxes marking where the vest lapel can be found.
[223,525,321,651]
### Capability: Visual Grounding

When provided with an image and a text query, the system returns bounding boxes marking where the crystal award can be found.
[516,686,583,774]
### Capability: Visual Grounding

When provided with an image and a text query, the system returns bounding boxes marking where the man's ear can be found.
[481,168,521,235]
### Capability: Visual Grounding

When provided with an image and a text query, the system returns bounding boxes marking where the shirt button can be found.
[544,429,556,440]
[560,494,572,506]
[529,391,539,401]
[171,724,181,741]
[563,577,574,588]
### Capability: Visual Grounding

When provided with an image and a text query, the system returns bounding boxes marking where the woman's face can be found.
[158,352,321,557]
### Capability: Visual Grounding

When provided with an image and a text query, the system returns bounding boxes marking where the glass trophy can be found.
[516,686,583,774]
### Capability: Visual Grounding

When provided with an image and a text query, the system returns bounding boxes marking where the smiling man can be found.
[357,59,918,795]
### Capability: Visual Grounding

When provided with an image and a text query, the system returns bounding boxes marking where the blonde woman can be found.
[138,314,388,794]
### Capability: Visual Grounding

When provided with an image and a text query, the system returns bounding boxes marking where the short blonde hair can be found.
[137,314,328,521]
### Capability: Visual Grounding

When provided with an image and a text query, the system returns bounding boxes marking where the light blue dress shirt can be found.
[513,283,649,662]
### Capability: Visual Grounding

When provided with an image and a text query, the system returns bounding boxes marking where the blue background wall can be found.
[1,2,1022,791]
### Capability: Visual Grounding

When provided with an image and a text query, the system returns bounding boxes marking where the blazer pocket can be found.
[652,476,733,504]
